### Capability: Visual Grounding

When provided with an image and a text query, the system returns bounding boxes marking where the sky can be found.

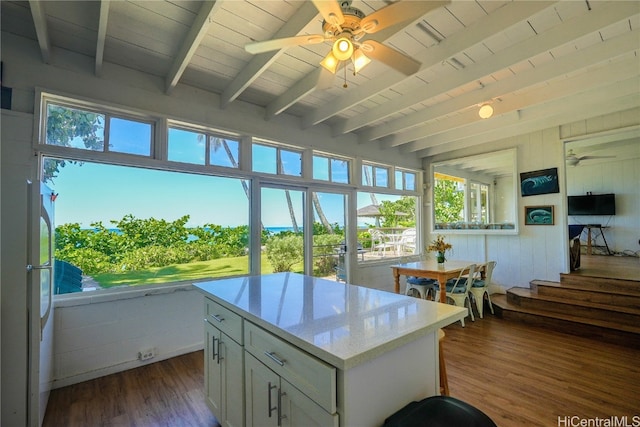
[47,160,400,230]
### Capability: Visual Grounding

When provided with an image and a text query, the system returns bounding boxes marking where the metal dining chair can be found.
[434,264,476,327]
[469,261,497,319]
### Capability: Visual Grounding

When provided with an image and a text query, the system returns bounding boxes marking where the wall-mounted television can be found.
[567,193,616,216]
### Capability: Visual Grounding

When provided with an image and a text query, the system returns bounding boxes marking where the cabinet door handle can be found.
[264,351,285,367]
[217,340,224,364]
[277,389,287,426]
[211,314,225,323]
[211,337,218,361]
[267,382,277,418]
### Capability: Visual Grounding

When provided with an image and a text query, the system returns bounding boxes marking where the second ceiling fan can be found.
[245,0,444,76]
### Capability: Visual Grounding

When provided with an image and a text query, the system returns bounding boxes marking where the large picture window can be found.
[38,93,424,295]
[46,158,250,294]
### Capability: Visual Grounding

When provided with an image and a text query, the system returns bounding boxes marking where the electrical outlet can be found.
[138,348,155,361]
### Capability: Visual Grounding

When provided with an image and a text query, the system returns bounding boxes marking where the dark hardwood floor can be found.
[43,351,218,427]
[571,253,639,281]
[44,315,640,427]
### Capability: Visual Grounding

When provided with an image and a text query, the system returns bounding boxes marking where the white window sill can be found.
[53,280,200,308]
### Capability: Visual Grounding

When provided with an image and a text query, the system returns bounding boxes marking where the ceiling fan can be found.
[244,0,438,76]
[566,149,616,166]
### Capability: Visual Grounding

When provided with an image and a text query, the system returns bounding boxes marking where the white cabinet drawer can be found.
[244,321,337,414]
[205,298,243,345]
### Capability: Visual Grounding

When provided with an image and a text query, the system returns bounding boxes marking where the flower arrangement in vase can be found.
[427,235,452,264]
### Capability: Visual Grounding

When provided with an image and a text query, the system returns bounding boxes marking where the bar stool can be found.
[438,329,449,396]
[383,395,497,427]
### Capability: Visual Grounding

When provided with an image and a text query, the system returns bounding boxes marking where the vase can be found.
[437,251,446,264]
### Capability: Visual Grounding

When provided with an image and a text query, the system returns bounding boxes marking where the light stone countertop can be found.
[193,272,466,370]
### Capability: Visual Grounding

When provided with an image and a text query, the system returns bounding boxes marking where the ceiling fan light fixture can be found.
[478,103,494,119]
[332,37,353,61]
[320,51,340,74]
[352,49,371,74]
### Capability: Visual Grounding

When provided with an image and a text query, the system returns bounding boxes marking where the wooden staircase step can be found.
[506,287,640,328]
[491,294,640,348]
[559,274,640,297]
[531,280,640,310]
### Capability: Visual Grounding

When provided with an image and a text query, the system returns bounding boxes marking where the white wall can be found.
[566,158,640,254]
[53,284,204,388]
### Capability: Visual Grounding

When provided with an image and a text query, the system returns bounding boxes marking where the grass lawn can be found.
[93,254,304,288]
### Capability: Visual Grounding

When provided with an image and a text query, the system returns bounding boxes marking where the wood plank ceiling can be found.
[2,0,639,163]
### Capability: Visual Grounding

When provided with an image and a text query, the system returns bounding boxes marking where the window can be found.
[469,182,489,222]
[45,158,250,294]
[38,93,424,295]
[168,126,240,168]
[312,153,350,184]
[395,169,417,191]
[357,193,418,261]
[45,102,152,156]
[362,163,389,188]
[252,142,302,177]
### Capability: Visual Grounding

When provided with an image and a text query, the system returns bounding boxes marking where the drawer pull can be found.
[268,382,277,418]
[211,314,225,323]
[264,351,285,367]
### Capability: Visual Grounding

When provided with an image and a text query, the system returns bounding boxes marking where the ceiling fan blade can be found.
[361,40,420,75]
[361,1,449,34]
[245,34,327,54]
[311,0,345,27]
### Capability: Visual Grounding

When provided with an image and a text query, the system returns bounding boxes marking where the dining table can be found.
[390,260,480,303]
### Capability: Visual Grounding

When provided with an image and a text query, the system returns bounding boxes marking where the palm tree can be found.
[312,192,334,234]
[363,165,379,206]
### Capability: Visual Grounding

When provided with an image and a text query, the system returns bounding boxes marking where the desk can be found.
[585,225,611,255]
[391,260,478,303]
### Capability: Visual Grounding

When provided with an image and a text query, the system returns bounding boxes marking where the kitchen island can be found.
[194,273,466,427]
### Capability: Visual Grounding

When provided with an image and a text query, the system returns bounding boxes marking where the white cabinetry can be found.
[244,322,339,427]
[196,273,467,427]
[204,298,244,427]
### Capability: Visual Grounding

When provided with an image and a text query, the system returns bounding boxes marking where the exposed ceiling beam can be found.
[377,30,640,148]
[221,1,320,109]
[302,1,554,129]
[266,68,325,119]
[165,0,222,94]
[267,1,448,120]
[28,0,51,63]
[415,79,639,157]
[334,1,639,136]
[405,61,639,153]
[95,0,110,77]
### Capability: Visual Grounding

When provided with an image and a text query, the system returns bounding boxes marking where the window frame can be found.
[167,122,242,169]
[251,139,303,177]
[312,151,351,185]
[42,97,156,158]
[35,91,425,296]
